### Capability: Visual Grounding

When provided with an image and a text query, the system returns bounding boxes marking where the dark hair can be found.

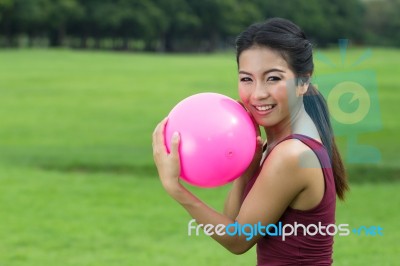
[235,18,348,200]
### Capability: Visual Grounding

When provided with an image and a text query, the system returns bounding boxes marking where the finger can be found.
[255,136,264,152]
[152,118,165,143]
[155,117,169,154]
[256,136,263,146]
[254,122,261,137]
[153,117,168,151]
[170,131,181,158]
[250,136,264,163]
[152,122,163,150]
[153,116,165,134]
[152,122,158,136]
[248,111,261,137]
[152,123,159,147]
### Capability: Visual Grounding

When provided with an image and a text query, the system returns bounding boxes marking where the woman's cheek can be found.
[273,84,288,103]
[238,87,249,104]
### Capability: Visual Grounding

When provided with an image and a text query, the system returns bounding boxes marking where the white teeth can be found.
[255,105,275,111]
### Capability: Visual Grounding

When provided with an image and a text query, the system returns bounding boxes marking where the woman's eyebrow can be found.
[238,70,253,75]
[238,68,286,76]
[262,68,286,76]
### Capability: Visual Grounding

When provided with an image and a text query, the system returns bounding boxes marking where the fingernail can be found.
[173,132,179,139]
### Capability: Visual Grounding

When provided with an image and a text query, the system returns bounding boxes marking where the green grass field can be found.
[0,48,399,265]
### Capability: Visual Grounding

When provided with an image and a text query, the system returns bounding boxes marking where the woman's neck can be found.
[264,105,320,147]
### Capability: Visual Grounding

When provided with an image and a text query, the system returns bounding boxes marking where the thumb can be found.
[170,132,181,157]
[256,136,263,148]
[255,136,263,157]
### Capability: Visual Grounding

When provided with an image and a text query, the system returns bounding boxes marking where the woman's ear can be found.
[296,75,311,96]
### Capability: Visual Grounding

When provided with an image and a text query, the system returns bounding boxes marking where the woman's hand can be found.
[152,117,183,195]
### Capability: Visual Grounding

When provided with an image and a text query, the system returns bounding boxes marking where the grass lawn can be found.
[0,48,399,265]
[0,165,399,265]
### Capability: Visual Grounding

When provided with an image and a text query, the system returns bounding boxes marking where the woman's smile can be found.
[253,104,277,114]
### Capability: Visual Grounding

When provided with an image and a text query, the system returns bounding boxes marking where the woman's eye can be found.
[267,76,281,82]
[240,77,252,82]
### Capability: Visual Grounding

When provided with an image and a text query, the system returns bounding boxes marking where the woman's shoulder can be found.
[269,136,318,161]
[260,136,322,181]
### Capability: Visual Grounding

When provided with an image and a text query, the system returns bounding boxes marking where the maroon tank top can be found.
[242,134,336,266]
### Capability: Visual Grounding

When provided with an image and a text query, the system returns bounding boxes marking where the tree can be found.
[254,0,364,46]
[185,0,262,51]
[364,0,400,46]
[0,0,397,50]
[48,0,83,46]
[0,0,15,46]
[146,0,197,52]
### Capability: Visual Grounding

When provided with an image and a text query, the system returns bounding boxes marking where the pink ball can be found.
[164,93,256,188]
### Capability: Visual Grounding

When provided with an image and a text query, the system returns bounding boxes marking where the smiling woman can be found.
[152,17,349,266]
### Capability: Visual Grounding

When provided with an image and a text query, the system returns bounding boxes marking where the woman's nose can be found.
[252,82,269,100]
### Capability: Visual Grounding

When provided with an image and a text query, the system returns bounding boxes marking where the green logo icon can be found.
[314,40,381,164]
[328,81,370,125]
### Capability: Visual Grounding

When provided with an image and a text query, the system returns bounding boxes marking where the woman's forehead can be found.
[238,46,291,73]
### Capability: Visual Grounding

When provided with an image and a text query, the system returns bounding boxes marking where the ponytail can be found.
[304,84,349,200]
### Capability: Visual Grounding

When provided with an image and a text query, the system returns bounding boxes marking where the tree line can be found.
[0,0,399,52]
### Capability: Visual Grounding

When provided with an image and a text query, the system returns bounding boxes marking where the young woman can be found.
[152,18,348,265]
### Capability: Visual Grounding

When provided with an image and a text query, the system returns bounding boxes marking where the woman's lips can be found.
[253,104,277,114]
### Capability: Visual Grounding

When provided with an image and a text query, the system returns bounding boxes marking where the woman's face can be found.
[238,45,303,129]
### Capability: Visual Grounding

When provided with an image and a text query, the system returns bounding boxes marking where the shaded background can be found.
[1,0,400,51]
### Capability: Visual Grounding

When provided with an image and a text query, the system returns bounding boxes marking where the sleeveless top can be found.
[242,134,336,266]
